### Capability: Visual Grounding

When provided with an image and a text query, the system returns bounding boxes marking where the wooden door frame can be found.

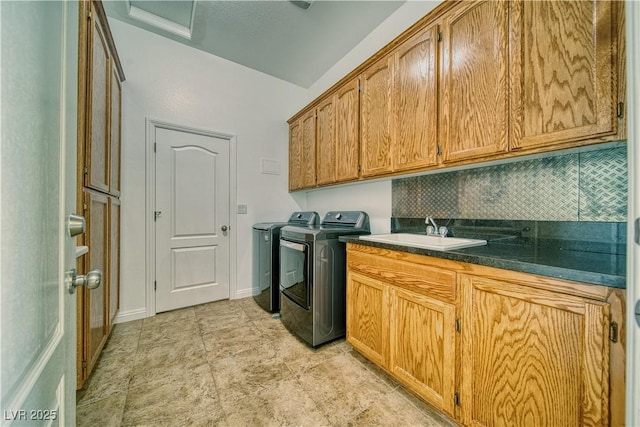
[145,118,237,317]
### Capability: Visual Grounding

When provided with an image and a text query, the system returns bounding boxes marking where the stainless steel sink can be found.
[359,233,487,251]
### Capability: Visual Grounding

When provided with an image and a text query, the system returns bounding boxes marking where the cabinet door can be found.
[108,196,120,332]
[346,271,389,368]
[288,120,302,191]
[361,56,394,177]
[393,25,439,172]
[460,274,610,426]
[441,0,509,163]
[85,4,111,192]
[109,61,121,196]
[316,96,336,186]
[389,288,456,416]
[300,109,317,188]
[83,189,110,376]
[335,77,360,183]
[510,0,617,151]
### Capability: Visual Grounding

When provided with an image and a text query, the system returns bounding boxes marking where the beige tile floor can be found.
[76,297,459,427]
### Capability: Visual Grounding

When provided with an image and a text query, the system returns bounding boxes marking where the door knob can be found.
[67,268,102,294]
[221,225,228,232]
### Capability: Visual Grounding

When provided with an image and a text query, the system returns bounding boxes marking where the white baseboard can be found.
[114,308,148,324]
[232,287,257,300]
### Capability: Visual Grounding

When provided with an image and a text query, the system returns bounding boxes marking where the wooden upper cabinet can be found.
[316,96,336,186]
[393,25,439,172]
[361,56,394,177]
[300,109,317,188]
[86,4,111,192]
[441,0,509,163]
[460,274,611,426]
[510,0,618,151]
[335,77,360,183]
[109,62,122,196]
[288,120,302,191]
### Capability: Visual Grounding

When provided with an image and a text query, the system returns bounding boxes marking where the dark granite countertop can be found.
[340,234,626,288]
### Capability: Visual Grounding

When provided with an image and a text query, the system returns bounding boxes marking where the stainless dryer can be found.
[279,211,370,346]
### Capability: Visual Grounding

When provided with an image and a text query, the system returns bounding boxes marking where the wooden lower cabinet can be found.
[346,272,389,367]
[346,243,623,426]
[389,288,456,416]
[459,273,611,426]
[79,189,110,386]
[346,249,458,416]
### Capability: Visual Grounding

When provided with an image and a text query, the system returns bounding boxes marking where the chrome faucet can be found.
[425,216,448,238]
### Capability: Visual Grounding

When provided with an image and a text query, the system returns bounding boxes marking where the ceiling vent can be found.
[290,1,314,10]
[127,0,196,40]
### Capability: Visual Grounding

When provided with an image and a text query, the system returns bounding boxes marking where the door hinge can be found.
[609,321,618,343]
[437,145,442,156]
[635,218,640,245]
[83,166,88,175]
[455,318,461,333]
[437,31,442,42]
[454,392,460,406]
[617,102,624,118]
[83,203,88,212]
[82,360,87,369]
[87,9,92,20]
[154,281,157,291]
[154,143,157,153]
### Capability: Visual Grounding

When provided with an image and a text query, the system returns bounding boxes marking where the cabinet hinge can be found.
[83,203,88,212]
[83,166,88,175]
[87,10,92,20]
[82,359,87,369]
[437,145,442,156]
[154,281,157,291]
[617,102,624,118]
[358,84,362,93]
[154,143,157,153]
[455,318,461,333]
[609,321,618,343]
[454,392,460,406]
[437,31,442,42]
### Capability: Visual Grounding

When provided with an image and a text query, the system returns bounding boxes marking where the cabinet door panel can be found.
[441,0,509,163]
[84,190,109,374]
[394,25,439,171]
[346,272,389,367]
[361,57,394,177]
[108,196,120,332]
[86,10,110,192]
[389,288,456,416]
[316,96,335,185]
[301,110,317,188]
[460,274,610,427]
[335,78,360,183]
[109,62,121,196]
[510,0,616,150]
[288,121,302,191]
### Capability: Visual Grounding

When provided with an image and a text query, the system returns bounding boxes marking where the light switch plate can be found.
[237,204,248,214]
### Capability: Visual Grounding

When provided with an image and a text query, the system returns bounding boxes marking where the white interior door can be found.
[154,126,230,313]
[1,1,78,425]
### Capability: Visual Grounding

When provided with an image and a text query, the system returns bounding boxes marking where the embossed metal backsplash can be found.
[392,146,627,221]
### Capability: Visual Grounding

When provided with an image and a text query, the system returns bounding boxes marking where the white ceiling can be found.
[104,0,406,88]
